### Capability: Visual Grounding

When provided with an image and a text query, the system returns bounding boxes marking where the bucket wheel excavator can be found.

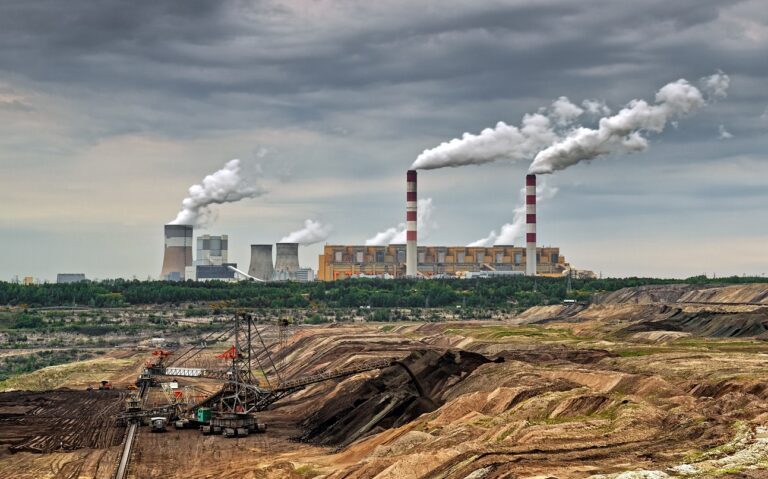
[122,313,395,438]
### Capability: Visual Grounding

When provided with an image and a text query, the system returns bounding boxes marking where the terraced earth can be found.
[1,282,768,478]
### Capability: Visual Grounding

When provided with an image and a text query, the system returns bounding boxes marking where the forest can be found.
[0,275,763,309]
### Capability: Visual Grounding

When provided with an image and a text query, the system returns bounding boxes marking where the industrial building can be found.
[159,228,315,282]
[274,243,301,280]
[248,245,274,281]
[317,245,567,281]
[56,273,86,284]
[160,225,193,281]
[185,234,238,282]
[196,235,228,266]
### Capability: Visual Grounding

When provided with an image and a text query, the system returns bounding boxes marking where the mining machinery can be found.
[125,313,395,438]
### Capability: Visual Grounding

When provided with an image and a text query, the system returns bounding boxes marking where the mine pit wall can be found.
[298,349,495,447]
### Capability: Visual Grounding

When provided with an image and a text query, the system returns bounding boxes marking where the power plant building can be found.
[273,243,300,280]
[196,235,228,266]
[318,245,567,281]
[248,244,274,281]
[56,273,86,284]
[161,225,194,281]
[185,234,237,281]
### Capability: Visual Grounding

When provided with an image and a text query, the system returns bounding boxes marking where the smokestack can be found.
[525,174,537,276]
[248,244,274,281]
[274,242,300,280]
[161,224,193,281]
[406,170,417,277]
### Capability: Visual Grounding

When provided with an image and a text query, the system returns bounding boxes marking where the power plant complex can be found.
[310,169,579,281]
[160,225,194,281]
[161,171,587,282]
[317,244,567,281]
[161,226,312,282]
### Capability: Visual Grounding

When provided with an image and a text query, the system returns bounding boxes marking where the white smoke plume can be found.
[550,96,584,126]
[411,113,559,170]
[280,219,333,245]
[582,99,612,116]
[170,159,263,226]
[528,73,729,175]
[700,70,730,100]
[366,198,436,245]
[468,182,558,247]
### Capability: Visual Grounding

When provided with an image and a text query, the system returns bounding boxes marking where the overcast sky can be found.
[1,0,766,281]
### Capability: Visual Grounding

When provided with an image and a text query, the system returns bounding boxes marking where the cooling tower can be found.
[406,169,417,277]
[248,244,274,281]
[525,174,537,276]
[274,242,300,278]
[161,224,193,281]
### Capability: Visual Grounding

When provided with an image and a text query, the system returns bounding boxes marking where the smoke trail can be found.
[170,159,263,226]
[280,219,333,245]
[468,182,558,247]
[366,198,436,245]
[700,70,730,100]
[528,73,729,175]
[582,99,611,116]
[411,113,559,170]
[550,96,584,126]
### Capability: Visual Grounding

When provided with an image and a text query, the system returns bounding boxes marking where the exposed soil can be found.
[0,389,125,455]
[299,349,495,447]
[2,283,768,478]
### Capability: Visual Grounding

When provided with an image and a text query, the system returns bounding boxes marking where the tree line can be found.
[0,275,763,309]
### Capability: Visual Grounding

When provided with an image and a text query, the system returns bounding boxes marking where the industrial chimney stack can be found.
[525,174,537,276]
[248,244,274,281]
[161,224,193,281]
[406,170,417,277]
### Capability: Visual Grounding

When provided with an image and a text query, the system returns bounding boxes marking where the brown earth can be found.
[1,283,768,478]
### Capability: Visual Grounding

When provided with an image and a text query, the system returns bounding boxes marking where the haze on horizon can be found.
[1,0,766,281]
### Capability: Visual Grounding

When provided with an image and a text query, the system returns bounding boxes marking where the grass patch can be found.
[0,355,137,391]
[443,325,577,342]
[0,349,98,381]
[294,464,323,477]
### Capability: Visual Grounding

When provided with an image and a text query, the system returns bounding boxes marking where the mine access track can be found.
[114,383,147,479]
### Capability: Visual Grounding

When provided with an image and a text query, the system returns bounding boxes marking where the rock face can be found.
[594,284,708,305]
[520,283,768,339]
[299,349,494,447]
[595,283,768,306]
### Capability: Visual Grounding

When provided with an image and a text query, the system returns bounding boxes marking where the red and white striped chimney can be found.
[406,170,417,277]
[525,174,537,276]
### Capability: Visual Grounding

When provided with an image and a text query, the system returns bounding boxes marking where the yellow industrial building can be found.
[318,245,568,281]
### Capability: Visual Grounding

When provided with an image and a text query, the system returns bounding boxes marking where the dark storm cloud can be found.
[1,0,758,134]
[1,0,767,280]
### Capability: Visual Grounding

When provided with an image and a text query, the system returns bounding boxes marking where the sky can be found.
[1,0,766,281]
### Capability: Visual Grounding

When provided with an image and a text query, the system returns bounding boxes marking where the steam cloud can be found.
[170,159,262,226]
[528,73,729,174]
[412,72,728,247]
[468,182,558,247]
[366,198,436,246]
[550,96,584,126]
[700,70,730,100]
[280,219,333,245]
[414,72,727,175]
[411,113,559,170]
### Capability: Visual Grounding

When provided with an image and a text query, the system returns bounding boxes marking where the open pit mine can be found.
[2,282,768,478]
